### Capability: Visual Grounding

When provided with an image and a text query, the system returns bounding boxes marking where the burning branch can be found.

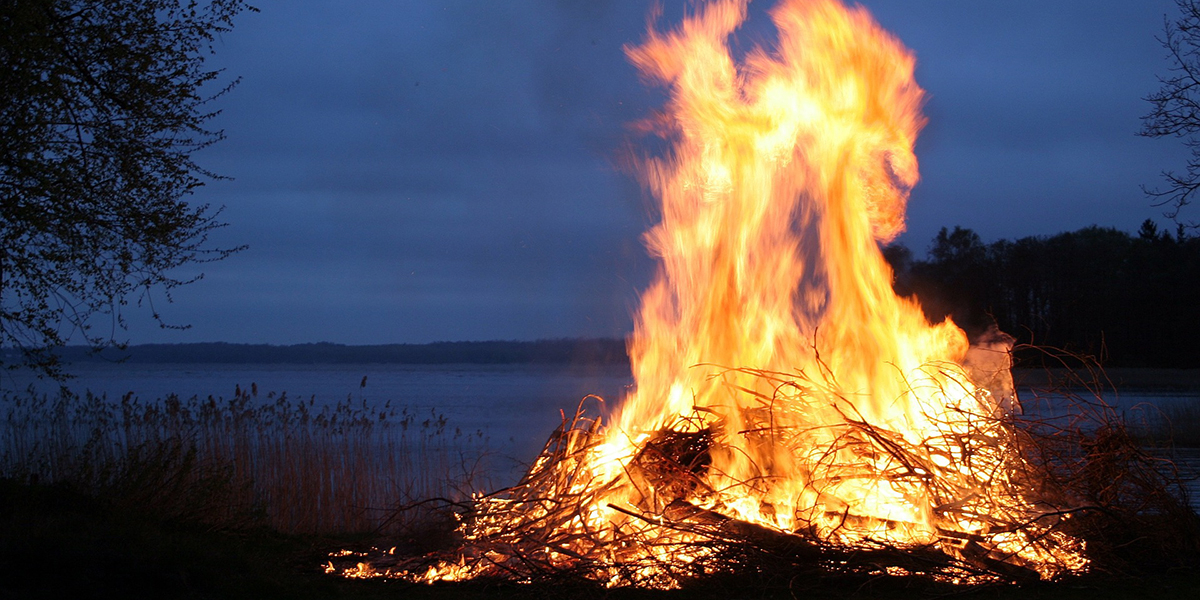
[330,0,1198,589]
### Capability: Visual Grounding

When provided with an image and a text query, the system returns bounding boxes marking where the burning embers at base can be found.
[332,0,1089,586]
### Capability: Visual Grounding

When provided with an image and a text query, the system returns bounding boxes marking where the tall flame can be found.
[619,0,954,453]
[602,0,1022,546]
[347,0,1087,586]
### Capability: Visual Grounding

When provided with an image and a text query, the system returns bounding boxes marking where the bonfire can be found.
[328,0,1195,588]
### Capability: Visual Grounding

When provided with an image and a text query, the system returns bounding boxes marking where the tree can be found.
[1141,0,1200,231]
[894,225,1200,368]
[1,0,255,378]
[919,226,997,335]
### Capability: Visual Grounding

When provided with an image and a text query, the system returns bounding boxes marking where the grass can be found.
[1122,400,1200,448]
[0,383,497,597]
[0,385,491,534]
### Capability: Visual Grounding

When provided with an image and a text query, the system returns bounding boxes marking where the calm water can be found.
[5,362,1199,497]
[2,362,635,470]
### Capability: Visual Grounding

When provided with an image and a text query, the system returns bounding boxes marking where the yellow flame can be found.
[364,0,1087,585]
[605,0,1083,576]
[611,0,959,543]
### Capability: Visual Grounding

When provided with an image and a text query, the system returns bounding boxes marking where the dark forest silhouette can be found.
[886,220,1200,368]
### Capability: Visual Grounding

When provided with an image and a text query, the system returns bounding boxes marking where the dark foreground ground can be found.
[2,479,1199,600]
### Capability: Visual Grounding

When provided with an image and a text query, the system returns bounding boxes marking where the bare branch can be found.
[0,0,254,378]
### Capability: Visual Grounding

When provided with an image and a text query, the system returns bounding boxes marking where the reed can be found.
[0,385,491,534]
[1124,399,1200,448]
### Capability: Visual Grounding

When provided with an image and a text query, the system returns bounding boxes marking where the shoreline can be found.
[1013,368,1200,393]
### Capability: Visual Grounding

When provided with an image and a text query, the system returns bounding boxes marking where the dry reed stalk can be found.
[0,385,491,534]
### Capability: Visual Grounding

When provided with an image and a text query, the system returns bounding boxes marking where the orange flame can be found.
[619,0,947,453]
[596,0,1015,545]
[350,0,1087,585]
[598,0,1082,576]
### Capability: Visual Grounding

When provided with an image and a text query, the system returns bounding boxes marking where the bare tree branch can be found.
[1141,0,1200,231]
[0,0,256,379]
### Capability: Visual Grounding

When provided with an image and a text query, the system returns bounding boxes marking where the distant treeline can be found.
[52,339,630,365]
[28,221,1198,369]
[886,220,1200,368]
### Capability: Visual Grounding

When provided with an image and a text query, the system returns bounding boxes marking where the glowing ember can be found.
[333,0,1087,586]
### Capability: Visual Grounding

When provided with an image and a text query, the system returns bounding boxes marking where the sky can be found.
[122,0,1186,345]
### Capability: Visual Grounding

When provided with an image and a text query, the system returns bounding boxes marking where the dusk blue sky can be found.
[123,0,1186,345]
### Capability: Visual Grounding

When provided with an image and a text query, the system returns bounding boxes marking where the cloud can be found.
[124,0,1189,344]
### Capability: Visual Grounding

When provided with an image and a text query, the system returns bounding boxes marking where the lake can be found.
[5,362,1199,493]
[2,362,635,476]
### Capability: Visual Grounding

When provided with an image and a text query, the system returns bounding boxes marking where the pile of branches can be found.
[1011,359,1200,576]
[328,365,1200,589]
